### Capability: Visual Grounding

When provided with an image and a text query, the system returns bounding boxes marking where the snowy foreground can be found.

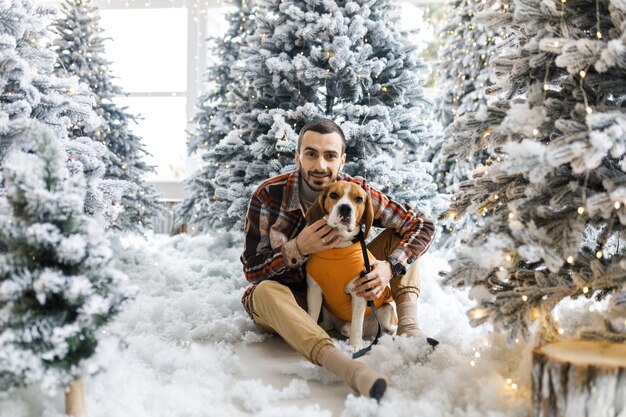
[1,232,532,417]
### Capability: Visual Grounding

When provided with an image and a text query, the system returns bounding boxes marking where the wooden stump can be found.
[65,376,85,417]
[532,340,626,417]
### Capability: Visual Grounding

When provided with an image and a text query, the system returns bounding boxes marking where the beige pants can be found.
[248,229,421,364]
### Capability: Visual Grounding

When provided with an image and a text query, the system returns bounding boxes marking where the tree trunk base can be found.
[532,340,626,417]
[65,376,85,417]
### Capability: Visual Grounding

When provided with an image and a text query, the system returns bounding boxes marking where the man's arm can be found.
[240,189,305,284]
[363,180,436,268]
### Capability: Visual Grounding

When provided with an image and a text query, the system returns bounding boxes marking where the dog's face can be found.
[306,182,374,240]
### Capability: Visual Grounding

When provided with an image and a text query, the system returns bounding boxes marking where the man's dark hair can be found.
[297,118,346,154]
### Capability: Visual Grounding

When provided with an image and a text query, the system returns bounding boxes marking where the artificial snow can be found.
[0,231,532,417]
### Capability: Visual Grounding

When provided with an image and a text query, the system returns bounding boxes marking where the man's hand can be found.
[296,219,339,256]
[352,260,393,300]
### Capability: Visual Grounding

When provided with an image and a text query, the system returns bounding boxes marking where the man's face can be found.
[295,131,346,191]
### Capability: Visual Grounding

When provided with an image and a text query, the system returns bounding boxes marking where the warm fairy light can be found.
[577,207,585,215]
[470,360,476,367]
[511,383,518,390]
[508,212,514,219]
[506,378,512,384]
[567,256,574,264]
[596,251,603,258]
[531,308,541,320]
[597,31,602,39]
[616,202,621,209]
[474,352,481,358]
[382,85,389,92]
[589,306,595,312]
[522,295,528,301]
[580,70,586,78]
[543,84,549,91]
[583,287,589,294]
[558,328,564,335]
[533,128,539,135]
[586,107,593,114]
[505,254,513,262]
[469,308,486,319]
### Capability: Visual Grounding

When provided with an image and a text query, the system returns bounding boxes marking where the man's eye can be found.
[354,197,363,203]
[329,192,339,199]
[306,152,317,158]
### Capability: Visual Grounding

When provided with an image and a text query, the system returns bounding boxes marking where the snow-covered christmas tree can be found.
[432,0,501,192]
[444,0,626,346]
[53,0,162,231]
[183,0,446,232]
[178,0,257,232]
[0,0,128,228]
[0,122,132,411]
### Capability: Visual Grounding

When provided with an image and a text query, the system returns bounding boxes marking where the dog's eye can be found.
[329,192,339,199]
[354,197,364,203]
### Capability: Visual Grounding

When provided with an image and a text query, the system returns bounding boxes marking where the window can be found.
[97,2,231,185]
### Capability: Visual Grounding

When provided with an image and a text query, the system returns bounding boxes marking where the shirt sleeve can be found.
[363,180,436,269]
[240,188,306,284]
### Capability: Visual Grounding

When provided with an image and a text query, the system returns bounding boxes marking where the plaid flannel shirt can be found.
[240,169,436,317]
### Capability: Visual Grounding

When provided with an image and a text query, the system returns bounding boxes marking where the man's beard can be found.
[303,169,334,191]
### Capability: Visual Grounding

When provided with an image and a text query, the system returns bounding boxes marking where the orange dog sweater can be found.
[306,242,393,322]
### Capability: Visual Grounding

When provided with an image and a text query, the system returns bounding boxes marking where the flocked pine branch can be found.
[443,0,626,344]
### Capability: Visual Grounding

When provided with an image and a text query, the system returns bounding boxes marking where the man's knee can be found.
[367,229,403,259]
[251,280,293,311]
[391,259,421,299]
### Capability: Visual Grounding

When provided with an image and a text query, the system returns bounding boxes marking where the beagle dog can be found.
[305,182,398,352]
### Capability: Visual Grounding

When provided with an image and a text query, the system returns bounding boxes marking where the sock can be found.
[316,345,388,401]
[395,292,423,337]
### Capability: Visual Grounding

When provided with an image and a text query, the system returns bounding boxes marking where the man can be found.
[240,118,435,401]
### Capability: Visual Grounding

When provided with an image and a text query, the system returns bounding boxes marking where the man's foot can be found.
[396,320,424,338]
[317,345,389,401]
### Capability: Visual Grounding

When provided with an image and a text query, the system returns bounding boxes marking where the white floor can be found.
[191,336,351,416]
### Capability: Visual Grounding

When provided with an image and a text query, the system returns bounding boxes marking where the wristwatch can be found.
[387,257,406,277]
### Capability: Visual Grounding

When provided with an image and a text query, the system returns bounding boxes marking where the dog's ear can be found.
[362,192,374,239]
[305,188,328,225]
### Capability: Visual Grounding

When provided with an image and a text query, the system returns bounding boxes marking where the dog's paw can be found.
[350,343,364,353]
[349,337,363,352]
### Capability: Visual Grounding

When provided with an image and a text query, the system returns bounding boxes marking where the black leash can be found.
[351,224,440,359]
[352,224,382,359]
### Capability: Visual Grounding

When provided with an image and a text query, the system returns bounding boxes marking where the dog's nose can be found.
[338,204,351,217]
